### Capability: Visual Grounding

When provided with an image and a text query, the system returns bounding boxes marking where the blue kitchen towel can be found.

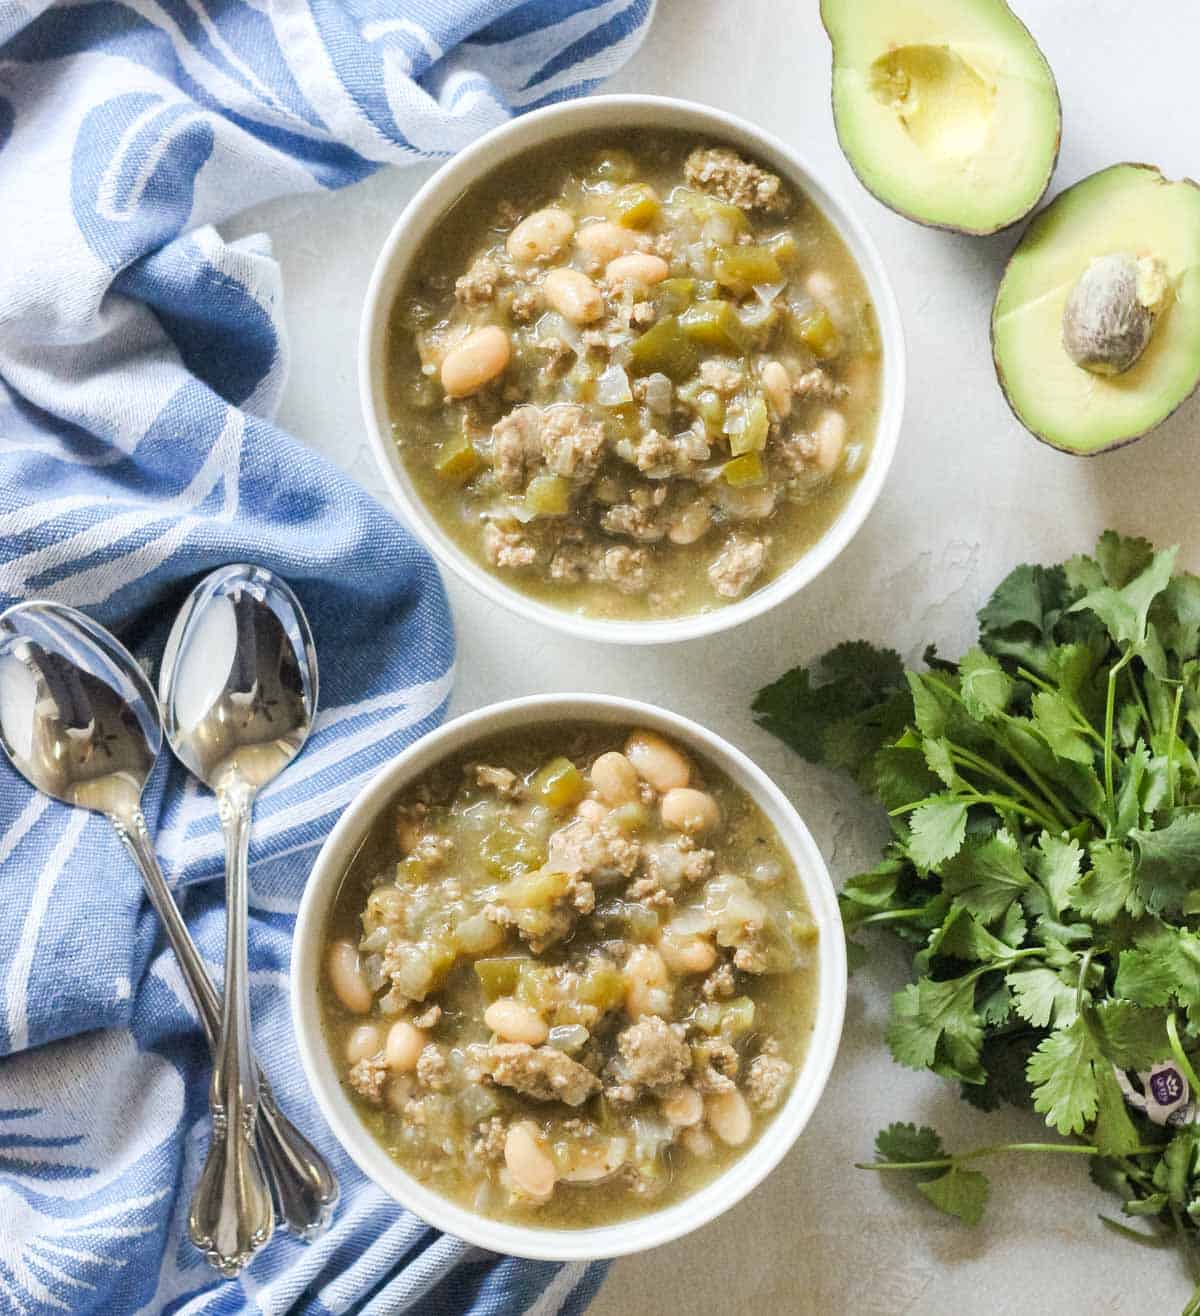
[0,1,653,1313]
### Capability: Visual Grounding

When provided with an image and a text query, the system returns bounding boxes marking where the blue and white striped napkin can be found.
[0,1,653,1312]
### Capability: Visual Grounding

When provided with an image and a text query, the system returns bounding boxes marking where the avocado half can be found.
[993,165,1200,454]
[821,0,1061,235]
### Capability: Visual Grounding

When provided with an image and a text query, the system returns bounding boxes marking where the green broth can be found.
[319,723,820,1228]
[385,130,882,621]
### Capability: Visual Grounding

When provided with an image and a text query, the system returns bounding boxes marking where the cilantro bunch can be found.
[754,533,1200,1310]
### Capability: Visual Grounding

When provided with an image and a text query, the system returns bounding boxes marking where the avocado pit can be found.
[1061,252,1169,376]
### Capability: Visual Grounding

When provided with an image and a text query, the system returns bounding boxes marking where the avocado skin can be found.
[820,0,1062,237]
[991,164,1200,456]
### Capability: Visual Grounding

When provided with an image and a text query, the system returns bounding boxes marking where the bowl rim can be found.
[290,693,847,1261]
[358,92,906,646]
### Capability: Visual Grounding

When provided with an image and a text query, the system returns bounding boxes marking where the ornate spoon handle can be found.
[109,804,335,1257]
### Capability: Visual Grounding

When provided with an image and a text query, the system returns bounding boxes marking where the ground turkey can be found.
[490,403,605,493]
[708,533,769,599]
[454,255,502,305]
[684,147,787,213]
[616,1017,691,1090]
[548,812,641,881]
[473,763,520,797]
[478,1042,601,1107]
[347,1054,388,1104]
[746,1050,793,1112]
[483,522,538,569]
[602,545,650,594]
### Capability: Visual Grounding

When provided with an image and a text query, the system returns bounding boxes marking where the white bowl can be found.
[291,694,847,1261]
[359,94,906,646]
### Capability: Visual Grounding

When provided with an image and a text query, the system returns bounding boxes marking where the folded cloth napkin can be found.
[0,1,652,1312]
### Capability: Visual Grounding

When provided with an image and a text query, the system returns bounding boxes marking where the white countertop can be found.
[228,2,1200,1310]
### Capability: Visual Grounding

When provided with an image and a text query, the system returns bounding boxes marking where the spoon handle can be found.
[109,808,338,1239]
[186,775,274,1275]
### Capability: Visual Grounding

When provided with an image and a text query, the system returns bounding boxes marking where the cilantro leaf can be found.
[1031,690,1095,766]
[1070,544,1177,649]
[1096,531,1156,589]
[888,975,984,1082]
[1130,812,1200,915]
[752,642,906,784]
[1093,1059,1143,1157]
[873,745,941,812]
[907,796,969,870]
[875,1122,944,1167]
[959,648,1012,721]
[1009,966,1078,1029]
[940,831,1031,924]
[1090,1000,1171,1070]
[917,1167,990,1225]
[1027,1018,1101,1135]
[1115,927,1200,1023]
[1032,832,1082,916]
[1073,842,1138,923]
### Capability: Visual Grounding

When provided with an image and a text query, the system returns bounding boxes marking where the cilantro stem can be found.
[1168,684,1184,810]
[1166,1012,1200,1095]
[950,745,1053,814]
[852,907,932,927]
[858,1142,1160,1173]
[887,792,1061,833]
[924,674,1076,828]
[1103,648,1135,814]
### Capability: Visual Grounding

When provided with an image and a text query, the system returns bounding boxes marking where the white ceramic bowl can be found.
[291,694,847,1261]
[359,94,906,646]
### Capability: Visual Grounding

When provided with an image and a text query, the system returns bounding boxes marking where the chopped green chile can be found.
[627,315,701,380]
[385,130,882,620]
[319,723,820,1227]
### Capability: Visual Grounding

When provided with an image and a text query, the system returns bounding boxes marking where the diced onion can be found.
[596,364,633,406]
[643,373,673,416]
[752,280,787,307]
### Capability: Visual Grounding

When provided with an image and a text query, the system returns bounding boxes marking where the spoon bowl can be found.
[0,601,159,818]
[160,563,317,794]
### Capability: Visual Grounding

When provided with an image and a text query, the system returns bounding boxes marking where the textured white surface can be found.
[227,2,1200,1310]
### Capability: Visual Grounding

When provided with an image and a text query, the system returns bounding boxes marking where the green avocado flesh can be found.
[821,0,1061,234]
[993,164,1200,454]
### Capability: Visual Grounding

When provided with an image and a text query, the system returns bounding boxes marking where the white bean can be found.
[385,1020,427,1073]
[813,409,847,474]
[505,1122,557,1200]
[327,939,373,1014]
[667,501,712,546]
[660,929,717,975]
[706,1088,753,1146]
[625,945,671,1019]
[485,997,549,1045]
[440,326,511,398]
[605,253,670,286]
[661,1085,705,1128]
[576,220,645,263]
[590,751,640,805]
[507,207,575,264]
[345,1023,382,1064]
[575,798,609,824]
[805,269,847,329]
[542,267,604,325]
[761,360,792,418]
[625,729,690,792]
[661,787,720,835]
[681,1124,714,1157]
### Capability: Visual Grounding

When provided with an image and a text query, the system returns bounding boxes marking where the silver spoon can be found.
[158,565,322,1276]
[0,600,337,1270]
